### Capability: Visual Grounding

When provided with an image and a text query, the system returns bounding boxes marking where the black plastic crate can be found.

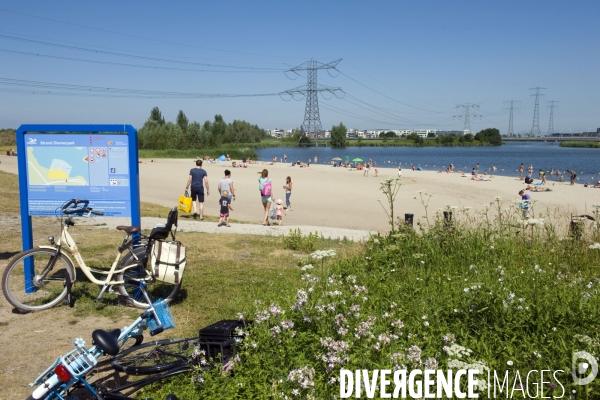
[198,338,236,361]
[198,319,247,342]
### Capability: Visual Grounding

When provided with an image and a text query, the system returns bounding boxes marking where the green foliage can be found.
[138,108,268,151]
[379,131,397,138]
[282,228,320,252]
[475,128,502,145]
[281,129,304,144]
[464,133,474,142]
[298,134,312,145]
[149,106,165,125]
[145,198,600,399]
[176,110,189,132]
[138,147,257,160]
[560,141,600,149]
[440,134,458,146]
[330,122,347,147]
[0,128,16,147]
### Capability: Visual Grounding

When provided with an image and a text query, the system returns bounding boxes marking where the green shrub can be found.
[145,199,600,399]
[282,228,320,252]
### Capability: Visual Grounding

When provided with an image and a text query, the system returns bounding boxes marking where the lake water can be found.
[256,142,600,182]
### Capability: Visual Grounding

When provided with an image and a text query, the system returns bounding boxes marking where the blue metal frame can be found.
[16,125,140,292]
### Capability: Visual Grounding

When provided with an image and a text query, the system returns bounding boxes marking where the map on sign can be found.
[25,133,132,217]
[27,147,89,185]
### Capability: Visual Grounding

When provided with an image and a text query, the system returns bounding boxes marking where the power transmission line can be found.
[529,87,546,136]
[0,77,282,99]
[0,48,283,73]
[0,29,287,65]
[342,59,451,110]
[0,34,285,71]
[546,100,558,135]
[0,7,305,60]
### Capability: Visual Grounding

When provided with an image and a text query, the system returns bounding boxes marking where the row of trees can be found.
[138,107,268,150]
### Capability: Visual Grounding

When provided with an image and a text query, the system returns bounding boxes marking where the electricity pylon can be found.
[453,103,481,133]
[546,100,558,135]
[529,87,546,136]
[503,100,521,136]
[285,58,342,145]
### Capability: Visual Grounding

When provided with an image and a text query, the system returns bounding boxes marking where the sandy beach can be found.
[1,156,599,232]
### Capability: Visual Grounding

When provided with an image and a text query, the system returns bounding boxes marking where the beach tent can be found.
[217,155,226,161]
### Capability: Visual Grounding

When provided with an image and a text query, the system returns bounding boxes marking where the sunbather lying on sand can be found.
[526,185,552,192]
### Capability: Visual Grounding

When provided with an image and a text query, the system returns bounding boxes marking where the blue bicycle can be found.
[26,285,178,400]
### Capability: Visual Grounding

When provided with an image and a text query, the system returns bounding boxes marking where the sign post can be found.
[16,124,141,258]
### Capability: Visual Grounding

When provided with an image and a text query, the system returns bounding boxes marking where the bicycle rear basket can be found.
[147,299,176,331]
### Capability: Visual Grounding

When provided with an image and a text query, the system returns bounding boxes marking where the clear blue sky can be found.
[0,1,598,134]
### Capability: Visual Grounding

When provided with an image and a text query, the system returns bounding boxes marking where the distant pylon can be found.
[503,100,521,136]
[529,87,546,136]
[454,103,481,133]
[546,100,558,135]
[285,58,342,145]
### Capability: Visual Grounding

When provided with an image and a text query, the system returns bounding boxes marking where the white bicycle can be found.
[2,199,181,312]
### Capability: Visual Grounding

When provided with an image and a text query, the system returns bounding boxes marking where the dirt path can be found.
[0,216,137,400]
[0,302,134,400]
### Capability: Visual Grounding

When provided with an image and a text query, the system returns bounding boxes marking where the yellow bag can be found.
[178,192,192,213]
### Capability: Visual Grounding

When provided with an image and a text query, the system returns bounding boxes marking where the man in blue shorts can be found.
[186,159,210,219]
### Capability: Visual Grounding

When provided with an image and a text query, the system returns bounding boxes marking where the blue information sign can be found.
[16,124,141,253]
[24,133,132,216]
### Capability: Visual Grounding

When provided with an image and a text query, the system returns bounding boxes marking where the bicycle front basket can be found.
[147,299,176,332]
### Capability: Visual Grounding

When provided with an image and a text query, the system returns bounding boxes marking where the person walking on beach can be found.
[275,199,286,226]
[283,176,293,211]
[218,190,233,227]
[398,165,402,178]
[363,161,370,177]
[258,169,273,225]
[528,164,534,178]
[476,163,480,172]
[284,154,287,163]
[519,163,524,178]
[568,170,577,185]
[186,159,209,220]
[218,169,235,203]
[539,169,546,185]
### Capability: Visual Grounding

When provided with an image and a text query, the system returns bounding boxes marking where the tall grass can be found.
[145,187,600,399]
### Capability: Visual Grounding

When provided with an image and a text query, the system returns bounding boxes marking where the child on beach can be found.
[374,168,378,177]
[218,190,233,227]
[397,166,402,178]
[275,199,286,225]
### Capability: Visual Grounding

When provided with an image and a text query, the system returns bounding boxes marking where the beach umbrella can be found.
[332,157,342,161]
[352,158,363,162]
